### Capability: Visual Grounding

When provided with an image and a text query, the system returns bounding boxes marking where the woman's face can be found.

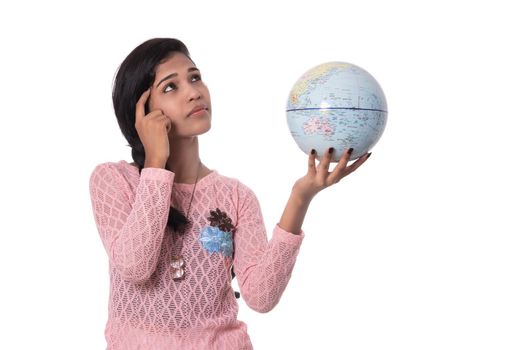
[148,52,212,138]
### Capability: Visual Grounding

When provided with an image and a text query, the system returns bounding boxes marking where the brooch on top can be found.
[199,208,235,258]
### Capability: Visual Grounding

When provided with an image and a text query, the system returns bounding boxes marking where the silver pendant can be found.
[171,255,185,280]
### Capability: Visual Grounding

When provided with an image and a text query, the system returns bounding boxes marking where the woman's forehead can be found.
[156,53,196,76]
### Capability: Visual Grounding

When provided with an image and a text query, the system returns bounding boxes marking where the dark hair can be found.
[112,38,192,233]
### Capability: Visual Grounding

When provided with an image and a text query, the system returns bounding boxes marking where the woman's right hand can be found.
[135,89,172,168]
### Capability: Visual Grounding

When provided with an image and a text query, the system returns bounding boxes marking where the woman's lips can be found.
[188,106,208,117]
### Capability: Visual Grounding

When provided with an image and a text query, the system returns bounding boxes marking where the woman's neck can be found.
[167,136,210,183]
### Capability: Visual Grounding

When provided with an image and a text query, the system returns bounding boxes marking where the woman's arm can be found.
[232,183,304,313]
[279,148,371,234]
[233,148,370,312]
[89,163,174,283]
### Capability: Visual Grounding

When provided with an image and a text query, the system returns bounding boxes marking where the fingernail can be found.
[328,147,334,154]
[347,148,354,155]
[311,149,316,155]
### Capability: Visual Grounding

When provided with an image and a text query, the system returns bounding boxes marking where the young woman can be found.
[89,38,371,350]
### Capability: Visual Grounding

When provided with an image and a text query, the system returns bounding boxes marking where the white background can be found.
[1,0,523,349]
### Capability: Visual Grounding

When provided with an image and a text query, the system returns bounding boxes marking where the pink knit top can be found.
[89,161,304,349]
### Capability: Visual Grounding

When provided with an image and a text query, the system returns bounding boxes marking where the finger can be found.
[146,112,170,132]
[329,148,353,181]
[342,152,372,177]
[318,147,334,174]
[307,149,317,175]
[135,89,151,121]
[145,109,164,119]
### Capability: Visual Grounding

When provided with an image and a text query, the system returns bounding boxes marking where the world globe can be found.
[286,62,388,162]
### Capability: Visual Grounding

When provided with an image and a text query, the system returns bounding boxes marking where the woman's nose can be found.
[186,85,201,101]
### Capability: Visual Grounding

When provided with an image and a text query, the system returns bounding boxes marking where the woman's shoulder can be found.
[89,160,139,185]
[91,160,137,173]
[212,170,241,187]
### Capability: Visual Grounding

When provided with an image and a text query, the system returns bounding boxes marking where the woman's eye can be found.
[163,82,177,93]
[191,74,202,82]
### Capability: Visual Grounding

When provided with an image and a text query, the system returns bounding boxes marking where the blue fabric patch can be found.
[199,225,234,257]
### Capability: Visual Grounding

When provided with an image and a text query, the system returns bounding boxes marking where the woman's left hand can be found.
[292,148,372,202]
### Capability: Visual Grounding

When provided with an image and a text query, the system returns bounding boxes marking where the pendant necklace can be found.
[171,162,201,281]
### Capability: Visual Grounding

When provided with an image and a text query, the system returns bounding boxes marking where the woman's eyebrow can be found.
[156,67,200,88]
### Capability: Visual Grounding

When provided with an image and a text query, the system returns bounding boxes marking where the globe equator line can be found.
[286,107,387,113]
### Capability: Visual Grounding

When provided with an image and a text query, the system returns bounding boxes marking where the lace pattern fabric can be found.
[89,161,304,349]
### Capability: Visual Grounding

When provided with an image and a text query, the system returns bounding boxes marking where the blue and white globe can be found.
[286,62,387,161]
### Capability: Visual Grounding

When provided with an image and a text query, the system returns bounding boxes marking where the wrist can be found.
[144,158,167,169]
[279,186,313,235]
[290,186,314,207]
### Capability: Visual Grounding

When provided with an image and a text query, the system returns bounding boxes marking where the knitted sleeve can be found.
[89,163,175,283]
[233,183,304,313]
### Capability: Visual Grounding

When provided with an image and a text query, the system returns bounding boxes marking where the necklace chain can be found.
[185,161,201,220]
[172,162,201,281]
